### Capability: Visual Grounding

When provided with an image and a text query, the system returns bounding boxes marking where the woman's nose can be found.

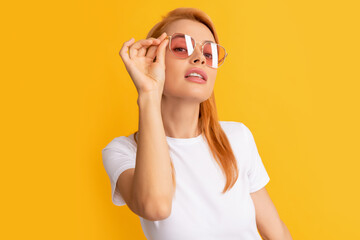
[190,46,206,65]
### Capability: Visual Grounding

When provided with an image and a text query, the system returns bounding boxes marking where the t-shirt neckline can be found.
[166,133,204,144]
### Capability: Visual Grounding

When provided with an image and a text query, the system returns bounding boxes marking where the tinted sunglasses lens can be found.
[170,34,226,68]
[170,34,195,58]
[203,42,226,68]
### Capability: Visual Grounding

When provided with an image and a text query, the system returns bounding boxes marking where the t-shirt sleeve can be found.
[242,123,270,193]
[102,136,136,206]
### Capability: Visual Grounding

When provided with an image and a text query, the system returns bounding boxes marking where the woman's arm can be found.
[250,187,293,240]
[131,93,175,220]
[118,33,173,220]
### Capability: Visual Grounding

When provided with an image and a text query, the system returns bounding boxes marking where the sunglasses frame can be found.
[165,33,228,69]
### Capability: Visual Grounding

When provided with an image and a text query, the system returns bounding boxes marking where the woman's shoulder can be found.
[102,132,137,153]
[219,120,246,133]
[219,120,254,143]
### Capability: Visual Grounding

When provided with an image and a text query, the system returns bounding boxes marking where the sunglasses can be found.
[165,33,228,69]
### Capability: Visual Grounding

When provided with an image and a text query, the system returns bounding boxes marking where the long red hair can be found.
[133,7,239,194]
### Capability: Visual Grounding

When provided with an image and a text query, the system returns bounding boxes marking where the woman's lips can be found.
[185,76,207,84]
[184,67,208,81]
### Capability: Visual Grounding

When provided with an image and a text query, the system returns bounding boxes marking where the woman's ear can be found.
[153,56,157,62]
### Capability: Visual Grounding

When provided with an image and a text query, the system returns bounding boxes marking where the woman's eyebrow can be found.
[197,39,215,44]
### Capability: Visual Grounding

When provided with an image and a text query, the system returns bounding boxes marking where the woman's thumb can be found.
[155,38,169,66]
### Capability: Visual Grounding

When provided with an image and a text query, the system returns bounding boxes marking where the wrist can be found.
[137,92,161,107]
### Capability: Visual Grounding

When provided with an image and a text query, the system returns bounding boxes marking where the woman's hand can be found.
[119,32,169,99]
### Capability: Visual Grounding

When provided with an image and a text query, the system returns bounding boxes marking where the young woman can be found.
[102,7,292,240]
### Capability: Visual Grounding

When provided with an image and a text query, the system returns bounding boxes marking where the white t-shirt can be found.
[102,121,270,240]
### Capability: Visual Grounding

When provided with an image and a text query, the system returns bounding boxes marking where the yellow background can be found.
[1,0,359,239]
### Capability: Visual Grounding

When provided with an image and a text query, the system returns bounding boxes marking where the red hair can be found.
[133,7,239,194]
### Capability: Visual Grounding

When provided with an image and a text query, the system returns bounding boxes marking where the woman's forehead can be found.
[165,19,215,43]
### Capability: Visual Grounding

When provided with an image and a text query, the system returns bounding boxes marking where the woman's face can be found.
[163,19,217,103]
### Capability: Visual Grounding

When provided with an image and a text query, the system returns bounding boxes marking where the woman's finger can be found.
[157,32,168,41]
[145,32,168,60]
[155,37,169,66]
[119,37,135,63]
[129,38,158,59]
[145,45,158,61]
[138,38,160,57]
